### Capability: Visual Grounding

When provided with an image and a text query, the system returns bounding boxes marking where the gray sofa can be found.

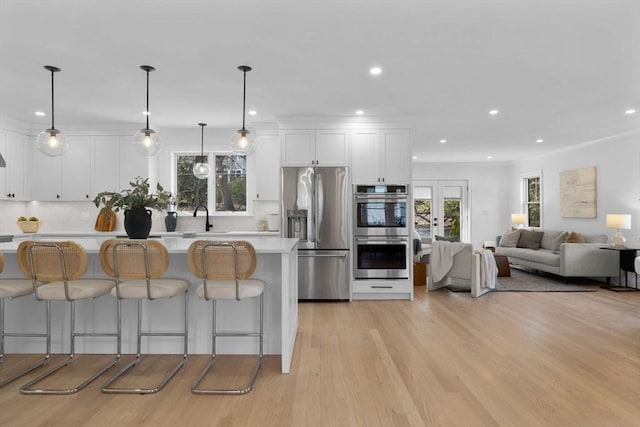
[495,229,619,281]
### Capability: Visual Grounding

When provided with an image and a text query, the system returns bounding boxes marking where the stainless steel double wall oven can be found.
[352,184,410,280]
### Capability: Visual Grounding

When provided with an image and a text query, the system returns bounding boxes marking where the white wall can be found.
[508,130,640,243]
[412,162,511,248]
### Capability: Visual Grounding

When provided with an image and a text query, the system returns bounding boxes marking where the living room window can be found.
[522,172,542,227]
[175,153,247,214]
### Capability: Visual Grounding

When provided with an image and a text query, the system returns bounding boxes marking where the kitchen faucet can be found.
[193,204,212,231]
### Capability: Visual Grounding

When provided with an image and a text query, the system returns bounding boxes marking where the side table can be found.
[600,247,638,292]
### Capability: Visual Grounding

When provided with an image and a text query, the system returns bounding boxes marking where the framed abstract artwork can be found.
[559,166,597,218]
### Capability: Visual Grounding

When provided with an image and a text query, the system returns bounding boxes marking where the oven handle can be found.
[298,253,349,258]
[354,237,408,243]
[354,195,407,202]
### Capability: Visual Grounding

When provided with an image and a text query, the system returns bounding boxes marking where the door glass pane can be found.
[414,186,432,239]
[443,186,461,239]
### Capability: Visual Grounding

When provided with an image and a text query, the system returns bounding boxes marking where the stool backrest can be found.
[16,241,88,282]
[99,239,169,279]
[187,240,257,280]
[0,251,4,273]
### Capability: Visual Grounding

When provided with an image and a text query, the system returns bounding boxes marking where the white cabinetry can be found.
[0,131,28,200]
[31,135,149,201]
[281,129,349,166]
[351,129,411,184]
[254,133,280,200]
[32,136,92,201]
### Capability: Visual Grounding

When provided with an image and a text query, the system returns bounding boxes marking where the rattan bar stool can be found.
[187,240,265,395]
[16,241,120,395]
[99,239,189,394]
[0,251,50,388]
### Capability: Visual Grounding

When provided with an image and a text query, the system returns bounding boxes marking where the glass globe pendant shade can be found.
[193,162,210,179]
[133,128,162,157]
[36,128,69,157]
[230,129,257,155]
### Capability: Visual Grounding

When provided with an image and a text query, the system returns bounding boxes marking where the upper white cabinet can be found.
[32,136,92,201]
[31,135,149,201]
[281,129,349,166]
[351,129,411,184]
[254,133,281,200]
[0,131,28,200]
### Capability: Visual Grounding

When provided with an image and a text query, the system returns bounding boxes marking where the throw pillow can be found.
[565,231,586,243]
[552,231,569,254]
[498,229,521,248]
[517,229,544,249]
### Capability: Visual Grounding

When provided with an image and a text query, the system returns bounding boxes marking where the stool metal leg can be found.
[20,299,121,395]
[101,290,189,394]
[191,293,264,395]
[0,298,51,388]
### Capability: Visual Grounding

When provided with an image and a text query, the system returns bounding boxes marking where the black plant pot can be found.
[124,208,152,239]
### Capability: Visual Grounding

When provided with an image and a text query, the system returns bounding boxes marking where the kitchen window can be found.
[175,153,247,214]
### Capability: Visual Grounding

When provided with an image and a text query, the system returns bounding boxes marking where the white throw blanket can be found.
[477,249,498,290]
[430,240,469,283]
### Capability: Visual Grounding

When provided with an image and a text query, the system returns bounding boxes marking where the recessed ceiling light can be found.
[356,110,364,115]
[486,155,493,160]
[248,110,257,115]
[143,110,150,116]
[489,110,499,115]
[439,139,447,144]
[35,111,45,116]
[625,109,636,115]
[536,139,544,143]
[412,155,418,160]
[369,67,382,76]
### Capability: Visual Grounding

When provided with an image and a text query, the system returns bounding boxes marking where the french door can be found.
[413,180,469,242]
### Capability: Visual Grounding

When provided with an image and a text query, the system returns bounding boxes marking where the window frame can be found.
[173,150,253,216]
[519,170,543,228]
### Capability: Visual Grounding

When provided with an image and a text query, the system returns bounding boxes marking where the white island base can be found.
[0,235,299,373]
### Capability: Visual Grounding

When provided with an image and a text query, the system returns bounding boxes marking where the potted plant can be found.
[93,176,172,239]
[16,216,40,233]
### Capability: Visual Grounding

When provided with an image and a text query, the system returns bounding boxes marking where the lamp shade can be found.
[511,213,526,225]
[606,214,631,230]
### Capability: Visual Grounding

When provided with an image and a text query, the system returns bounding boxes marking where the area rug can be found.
[445,267,600,292]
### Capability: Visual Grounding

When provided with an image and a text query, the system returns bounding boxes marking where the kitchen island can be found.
[0,233,299,373]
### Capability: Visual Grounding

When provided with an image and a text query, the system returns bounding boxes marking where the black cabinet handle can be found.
[56,194,60,199]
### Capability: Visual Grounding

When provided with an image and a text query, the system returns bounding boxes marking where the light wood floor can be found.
[2,286,640,426]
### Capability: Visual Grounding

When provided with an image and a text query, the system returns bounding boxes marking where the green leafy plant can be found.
[93,176,172,212]
[17,216,39,222]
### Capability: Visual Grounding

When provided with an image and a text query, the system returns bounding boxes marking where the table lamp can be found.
[606,214,631,248]
[511,213,526,229]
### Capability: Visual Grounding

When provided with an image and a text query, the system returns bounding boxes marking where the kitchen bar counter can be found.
[0,235,299,373]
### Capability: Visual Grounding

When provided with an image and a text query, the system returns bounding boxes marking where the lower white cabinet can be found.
[351,279,412,299]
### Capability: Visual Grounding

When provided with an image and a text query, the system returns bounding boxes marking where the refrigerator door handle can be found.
[299,253,349,258]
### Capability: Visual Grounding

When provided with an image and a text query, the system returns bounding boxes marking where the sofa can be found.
[495,229,619,281]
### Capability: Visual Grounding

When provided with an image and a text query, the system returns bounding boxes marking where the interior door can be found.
[413,180,468,242]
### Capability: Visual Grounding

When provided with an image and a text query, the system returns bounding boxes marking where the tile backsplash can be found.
[0,200,280,234]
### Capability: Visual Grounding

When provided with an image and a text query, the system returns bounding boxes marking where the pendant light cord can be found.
[145,69,150,130]
[50,69,55,130]
[241,69,247,131]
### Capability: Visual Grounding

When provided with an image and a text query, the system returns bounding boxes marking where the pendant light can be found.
[229,65,256,155]
[36,65,69,157]
[193,123,210,179]
[132,65,162,157]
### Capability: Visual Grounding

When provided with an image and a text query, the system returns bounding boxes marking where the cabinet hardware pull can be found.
[371,285,393,289]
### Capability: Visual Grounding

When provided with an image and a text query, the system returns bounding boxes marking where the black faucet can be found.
[193,204,212,231]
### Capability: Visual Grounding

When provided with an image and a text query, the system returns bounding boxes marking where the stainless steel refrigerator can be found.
[282,167,350,300]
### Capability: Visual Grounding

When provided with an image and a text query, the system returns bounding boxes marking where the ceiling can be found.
[1,0,639,163]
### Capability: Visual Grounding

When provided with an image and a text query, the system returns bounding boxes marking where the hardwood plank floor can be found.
[2,286,640,426]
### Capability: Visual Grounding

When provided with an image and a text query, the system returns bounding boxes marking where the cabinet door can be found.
[5,132,28,200]
[381,130,411,184]
[62,136,92,200]
[350,130,381,184]
[255,134,280,200]
[93,136,120,194]
[31,145,63,200]
[118,139,149,189]
[281,130,314,166]
[315,130,349,166]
